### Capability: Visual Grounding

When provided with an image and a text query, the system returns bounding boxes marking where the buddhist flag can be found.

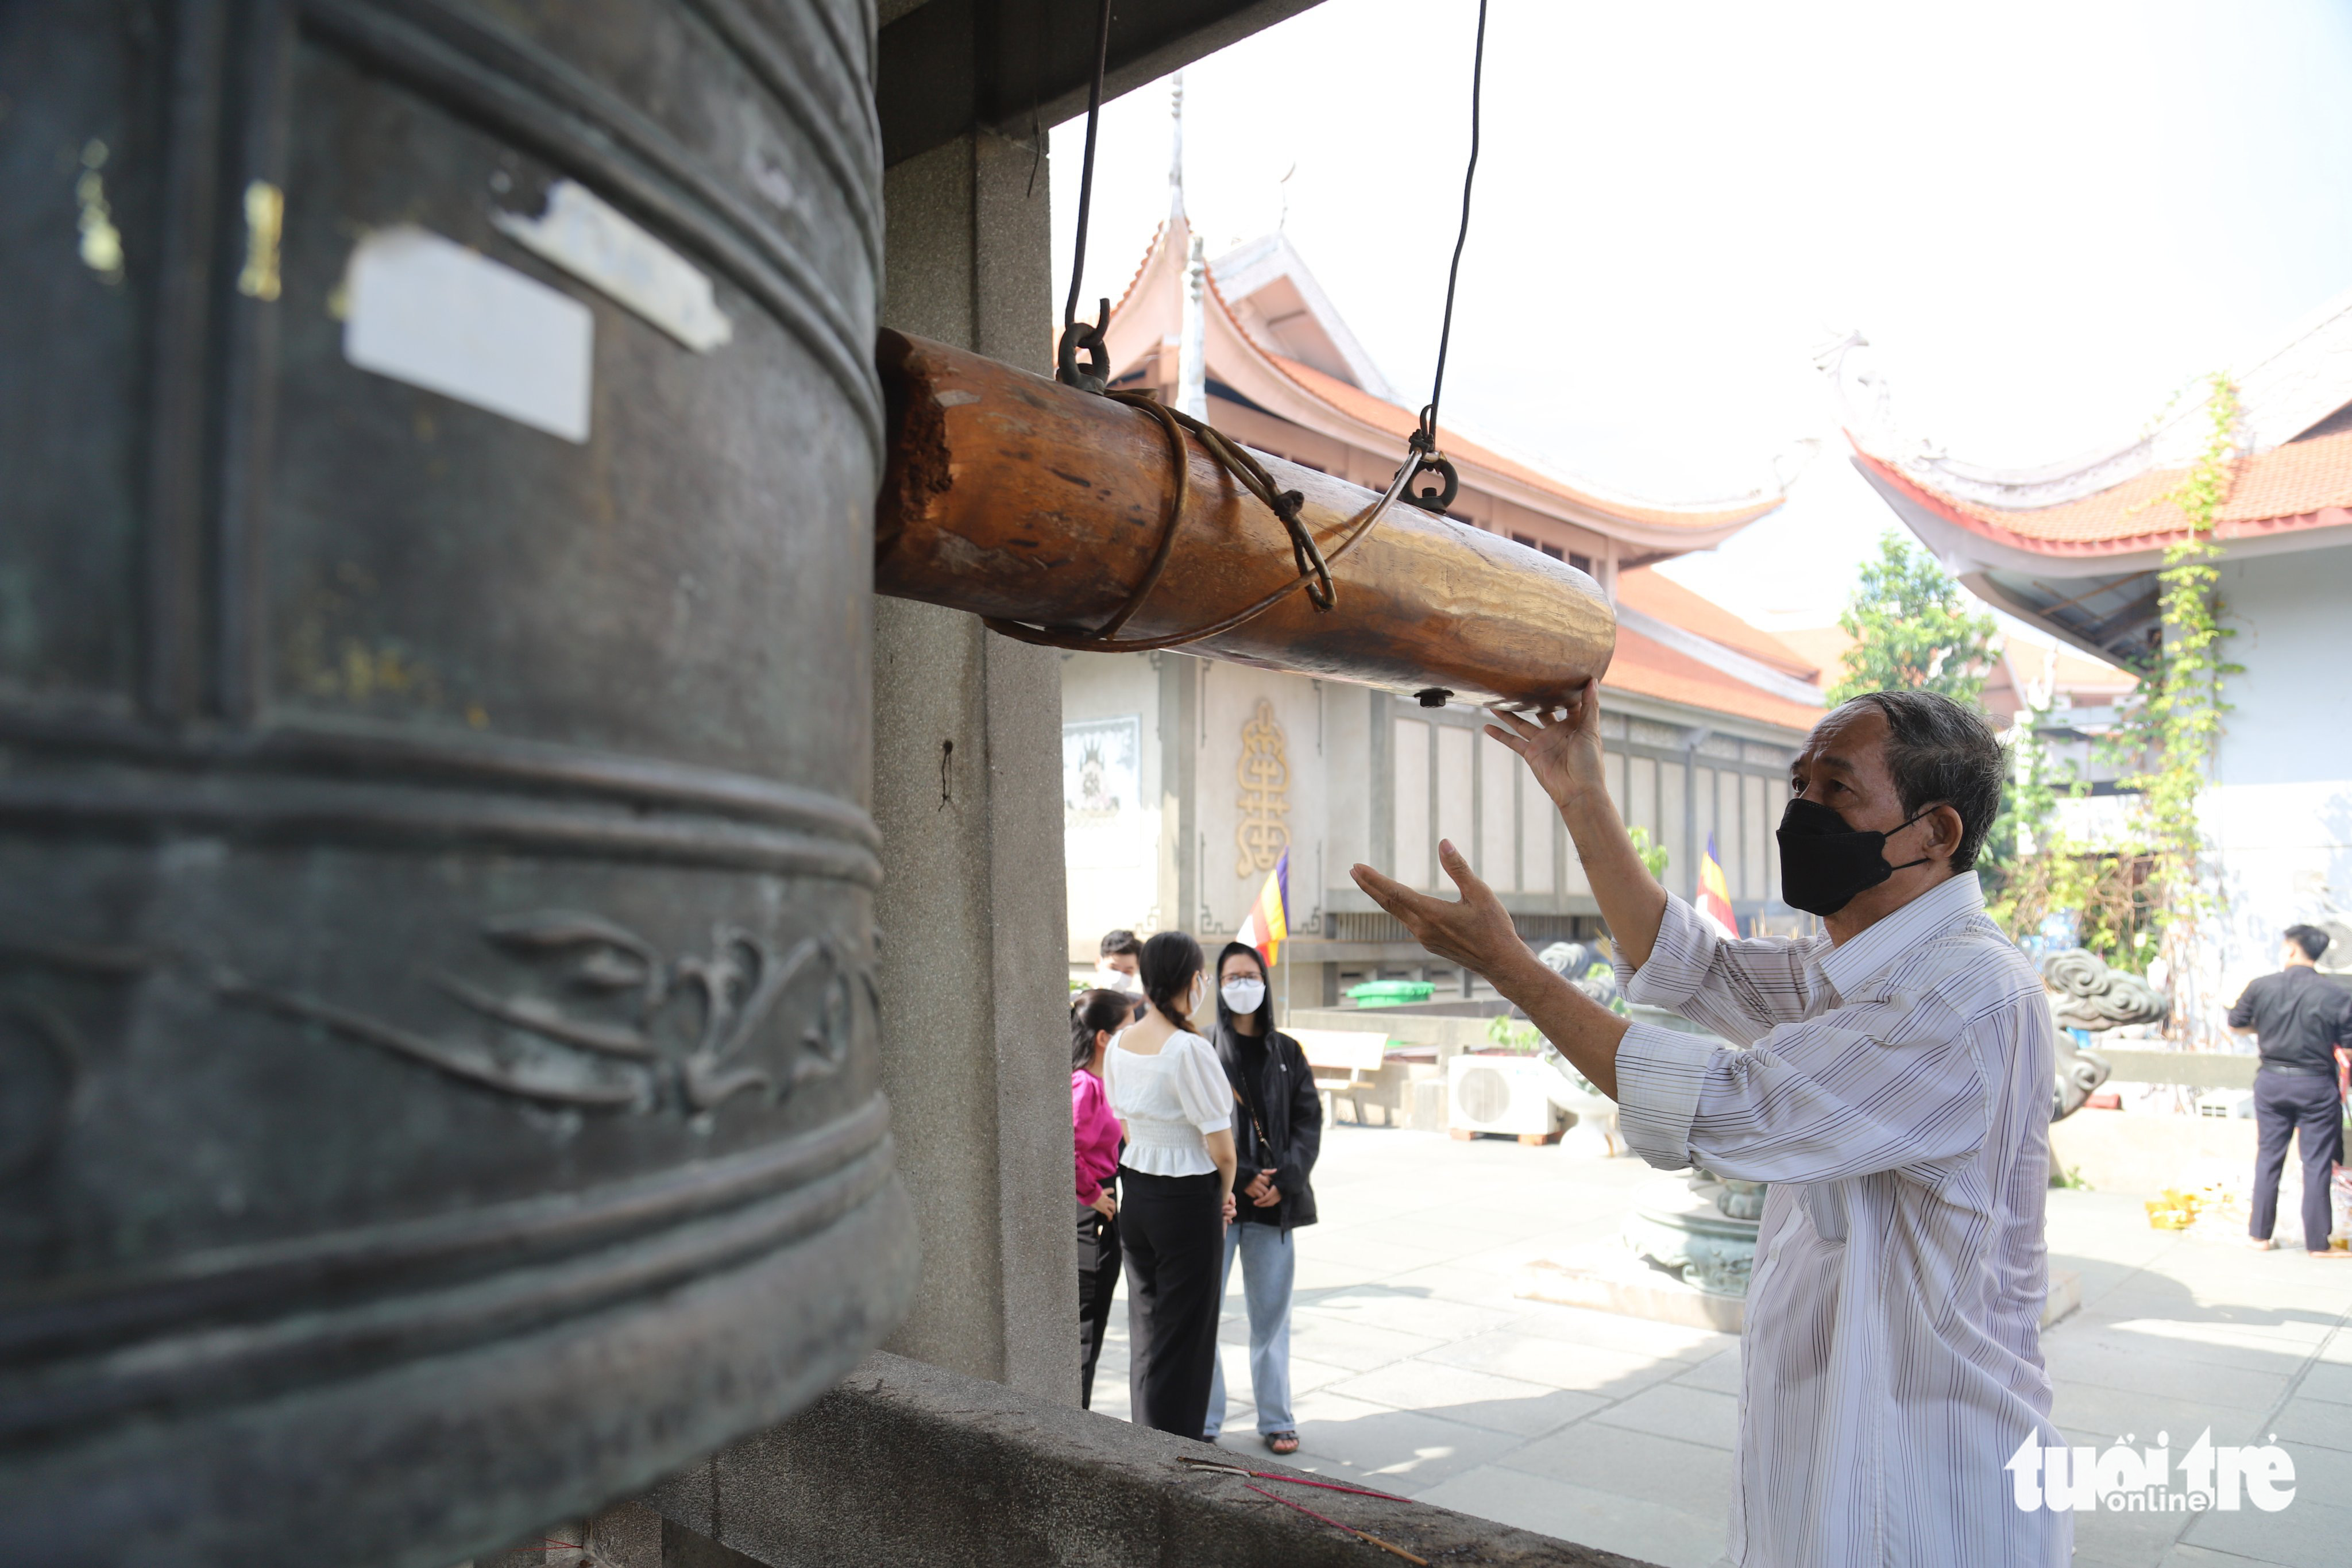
[1236,848,1289,967]
[1697,832,1739,939]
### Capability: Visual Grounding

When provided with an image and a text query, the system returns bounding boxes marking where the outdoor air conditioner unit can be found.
[1448,1055,1571,1139]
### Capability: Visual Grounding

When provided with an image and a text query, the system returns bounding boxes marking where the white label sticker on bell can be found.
[493,180,734,353]
[342,225,593,443]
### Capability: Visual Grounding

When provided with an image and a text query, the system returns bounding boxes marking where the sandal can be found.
[1265,1431,1300,1456]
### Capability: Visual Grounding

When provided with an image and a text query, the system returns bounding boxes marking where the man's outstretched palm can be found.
[1350,838,1520,982]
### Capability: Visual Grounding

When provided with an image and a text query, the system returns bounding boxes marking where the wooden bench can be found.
[1292,1029,1392,1125]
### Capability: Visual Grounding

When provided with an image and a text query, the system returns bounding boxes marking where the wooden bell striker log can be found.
[872,331,1615,709]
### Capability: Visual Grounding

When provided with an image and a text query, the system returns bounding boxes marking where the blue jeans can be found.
[1203,1221,1295,1438]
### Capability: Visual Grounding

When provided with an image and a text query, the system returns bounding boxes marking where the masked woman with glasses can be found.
[1200,941,1321,1454]
[1102,930,1238,1439]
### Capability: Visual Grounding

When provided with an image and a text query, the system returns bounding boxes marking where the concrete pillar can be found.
[869,128,1075,1401]
[1157,652,1200,936]
[1368,688,1394,876]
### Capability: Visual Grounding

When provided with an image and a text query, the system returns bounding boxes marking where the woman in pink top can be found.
[1070,987,1133,1408]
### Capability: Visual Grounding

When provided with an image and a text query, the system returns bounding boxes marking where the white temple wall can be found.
[1435,724,1476,872]
[1478,731,1516,887]
[2199,540,2352,1011]
[1058,657,1809,974]
[2216,543,2352,786]
[2206,782,2352,1000]
[1059,651,1167,959]
[1391,715,1431,889]
[1195,665,1329,939]
[1324,679,1372,880]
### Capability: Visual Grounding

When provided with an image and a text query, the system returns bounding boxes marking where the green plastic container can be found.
[1346,980,1435,1009]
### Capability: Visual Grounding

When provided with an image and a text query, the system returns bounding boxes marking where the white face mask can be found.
[1221,978,1267,1015]
[1188,974,1207,1014]
[1099,967,1140,995]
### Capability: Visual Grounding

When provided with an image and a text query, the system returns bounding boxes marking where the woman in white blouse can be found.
[1103,930,1238,1440]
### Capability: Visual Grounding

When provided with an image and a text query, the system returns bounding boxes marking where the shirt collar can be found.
[1817,871,1986,998]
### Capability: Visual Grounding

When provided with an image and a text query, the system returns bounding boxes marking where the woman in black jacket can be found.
[1202,940,1322,1453]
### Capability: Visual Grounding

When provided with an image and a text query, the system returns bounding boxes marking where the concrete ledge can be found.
[642,1351,1656,1567]
[2096,1050,2258,1090]
[1287,1005,1494,1055]
[2049,1111,2258,1195]
[1519,1250,1746,1333]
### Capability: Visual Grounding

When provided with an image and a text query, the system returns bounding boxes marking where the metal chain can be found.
[1402,0,1487,515]
[1420,0,1488,450]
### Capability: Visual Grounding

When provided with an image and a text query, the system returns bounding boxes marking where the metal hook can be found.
[1404,453,1458,514]
[1057,296,1110,393]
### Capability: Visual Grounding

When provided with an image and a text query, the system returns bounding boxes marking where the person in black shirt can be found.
[2227,924,2352,1256]
[1200,941,1322,1453]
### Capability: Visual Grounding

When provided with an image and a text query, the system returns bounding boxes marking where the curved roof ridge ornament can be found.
[1168,74,1187,221]
[1813,327,1901,454]
[1771,437,1824,495]
[1818,325,2174,511]
[1824,284,2352,515]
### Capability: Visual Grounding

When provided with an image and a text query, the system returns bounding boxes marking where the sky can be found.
[1049,0,2352,631]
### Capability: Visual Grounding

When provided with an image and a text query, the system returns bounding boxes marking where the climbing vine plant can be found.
[1990,376,2243,1025]
[2115,374,2243,1032]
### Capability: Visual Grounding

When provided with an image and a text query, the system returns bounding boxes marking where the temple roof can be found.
[1099,213,1791,553]
[1604,568,1825,731]
[1614,568,1821,681]
[1829,285,2352,666]
[1828,283,2352,522]
[1853,427,2352,558]
[1604,626,1826,735]
[1270,356,1788,534]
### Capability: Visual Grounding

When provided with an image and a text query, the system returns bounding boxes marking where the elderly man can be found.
[1353,686,2065,1568]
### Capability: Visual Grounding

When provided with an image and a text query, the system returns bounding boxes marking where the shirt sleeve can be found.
[1071,1075,1104,1202]
[1612,892,1828,1046]
[1614,982,1994,1186]
[1169,1035,1235,1135]
[1099,1046,1124,1118]
[2227,982,2258,1031]
[1281,1035,1323,1187]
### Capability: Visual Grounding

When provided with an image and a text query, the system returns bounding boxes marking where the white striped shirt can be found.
[1613,872,2068,1568]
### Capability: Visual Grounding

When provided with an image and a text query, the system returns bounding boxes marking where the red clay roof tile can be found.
[1861,427,2352,555]
[1605,626,1824,733]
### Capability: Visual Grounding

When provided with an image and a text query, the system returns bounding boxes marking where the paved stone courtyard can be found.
[1090,1123,2352,1568]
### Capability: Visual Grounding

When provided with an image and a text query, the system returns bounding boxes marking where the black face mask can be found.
[1775,797,1934,917]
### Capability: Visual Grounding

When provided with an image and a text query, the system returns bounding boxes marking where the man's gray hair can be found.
[1834,691,2007,874]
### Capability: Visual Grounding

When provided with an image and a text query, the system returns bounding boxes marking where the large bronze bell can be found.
[0,2,914,1562]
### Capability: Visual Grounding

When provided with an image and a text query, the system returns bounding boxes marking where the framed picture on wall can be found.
[1063,716,1141,826]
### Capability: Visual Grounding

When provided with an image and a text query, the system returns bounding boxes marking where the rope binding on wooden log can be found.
[1015,0,1487,656]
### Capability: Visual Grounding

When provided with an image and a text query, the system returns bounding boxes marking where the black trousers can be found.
[1076,1198,1121,1409]
[2251,1068,2343,1252]
[1118,1168,1223,1440]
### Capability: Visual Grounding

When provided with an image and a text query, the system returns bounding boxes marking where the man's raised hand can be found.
[1486,680,1605,816]
[1349,839,1524,982]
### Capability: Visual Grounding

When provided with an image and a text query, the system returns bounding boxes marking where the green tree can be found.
[1980,701,2156,970]
[1827,533,2000,706]
[1979,694,2066,922]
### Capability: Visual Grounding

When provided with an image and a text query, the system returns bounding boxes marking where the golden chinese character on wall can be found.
[1235,698,1291,877]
